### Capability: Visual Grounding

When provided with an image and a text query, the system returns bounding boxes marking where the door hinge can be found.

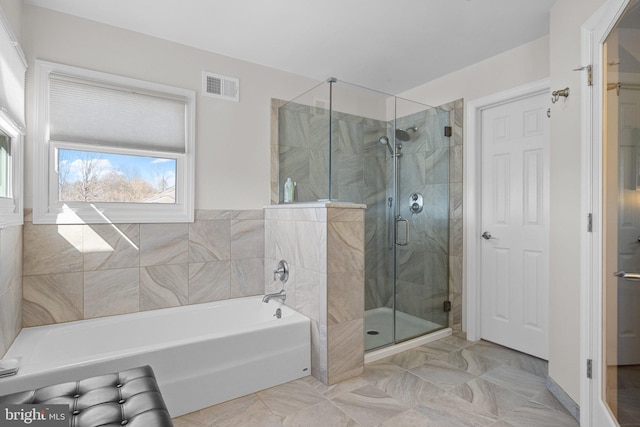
[587,359,592,379]
[443,300,452,312]
[574,65,593,86]
[444,126,452,137]
[587,213,593,232]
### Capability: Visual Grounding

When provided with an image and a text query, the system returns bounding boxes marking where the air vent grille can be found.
[202,72,239,102]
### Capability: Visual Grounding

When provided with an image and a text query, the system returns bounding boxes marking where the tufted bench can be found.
[0,365,173,427]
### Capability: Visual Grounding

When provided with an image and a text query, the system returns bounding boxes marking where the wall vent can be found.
[202,71,239,102]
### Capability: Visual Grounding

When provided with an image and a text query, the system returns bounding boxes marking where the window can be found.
[0,112,24,227]
[33,60,195,224]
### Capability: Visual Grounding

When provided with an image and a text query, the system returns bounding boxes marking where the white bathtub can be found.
[0,296,311,417]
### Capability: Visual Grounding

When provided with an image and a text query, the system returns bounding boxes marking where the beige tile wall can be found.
[22,209,265,327]
[265,203,365,386]
[0,225,23,357]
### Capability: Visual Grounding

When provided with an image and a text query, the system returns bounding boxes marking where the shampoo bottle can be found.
[284,178,293,203]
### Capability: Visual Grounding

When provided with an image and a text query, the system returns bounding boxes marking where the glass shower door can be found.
[392,102,450,344]
[364,100,451,352]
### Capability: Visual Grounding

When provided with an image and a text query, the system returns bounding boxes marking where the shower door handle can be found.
[395,216,409,246]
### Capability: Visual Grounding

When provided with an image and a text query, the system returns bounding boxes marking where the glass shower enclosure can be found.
[277,78,450,351]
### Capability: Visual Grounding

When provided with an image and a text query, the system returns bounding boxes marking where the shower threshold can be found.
[364,307,451,363]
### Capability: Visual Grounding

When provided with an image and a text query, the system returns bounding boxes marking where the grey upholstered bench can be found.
[0,365,173,427]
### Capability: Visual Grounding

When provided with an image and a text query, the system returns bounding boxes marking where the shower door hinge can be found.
[444,126,452,137]
[587,359,592,379]
[587,213,593,232]
[443,300,452,312]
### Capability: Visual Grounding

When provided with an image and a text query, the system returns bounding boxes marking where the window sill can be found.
[32,202,193,224]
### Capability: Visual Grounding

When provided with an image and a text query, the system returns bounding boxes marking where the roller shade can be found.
[49,75,187,153]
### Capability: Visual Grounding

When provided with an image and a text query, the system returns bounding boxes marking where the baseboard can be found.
[546,376,580,421]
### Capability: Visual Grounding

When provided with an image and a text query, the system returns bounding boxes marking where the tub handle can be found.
[273,259,289,283]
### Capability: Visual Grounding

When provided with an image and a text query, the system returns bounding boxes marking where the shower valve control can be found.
[409,193,423,214]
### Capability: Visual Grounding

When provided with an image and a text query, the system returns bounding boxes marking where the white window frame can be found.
[0,109,24,228]
[33,60,196,224]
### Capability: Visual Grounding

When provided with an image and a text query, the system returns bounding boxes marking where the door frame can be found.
[464,79,550,342]
[581,0,631,426]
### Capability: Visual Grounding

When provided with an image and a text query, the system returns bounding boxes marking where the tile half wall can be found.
[22,210,265,327]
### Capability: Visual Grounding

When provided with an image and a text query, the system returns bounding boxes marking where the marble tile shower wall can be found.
[275,103,389,320]
[277,105,388,205]
[21,210,265,327]
[0,225,22,357]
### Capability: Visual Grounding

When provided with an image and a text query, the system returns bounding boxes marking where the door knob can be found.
[482,231,494,240]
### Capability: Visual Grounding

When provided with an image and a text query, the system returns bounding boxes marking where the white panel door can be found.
[480,92,549,359]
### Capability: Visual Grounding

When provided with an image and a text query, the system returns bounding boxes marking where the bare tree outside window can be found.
[58,149,176,203]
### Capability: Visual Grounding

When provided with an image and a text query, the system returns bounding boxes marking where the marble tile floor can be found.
[173,336,578,427]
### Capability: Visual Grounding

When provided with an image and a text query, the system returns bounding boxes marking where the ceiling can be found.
[23,0,557,94]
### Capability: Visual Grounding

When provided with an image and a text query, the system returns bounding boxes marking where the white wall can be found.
[548,0,608,403]
[22,5,320,211]
[0,0,21,43]
[399,35,549,107]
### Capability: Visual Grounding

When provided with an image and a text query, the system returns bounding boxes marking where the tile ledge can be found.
[264,202,366,210]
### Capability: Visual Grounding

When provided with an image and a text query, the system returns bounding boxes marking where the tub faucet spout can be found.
[262,289,286,303]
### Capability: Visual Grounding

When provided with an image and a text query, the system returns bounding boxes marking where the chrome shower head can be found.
[395,126,418,142]
[379,135,394,155]
[395,129,410,142]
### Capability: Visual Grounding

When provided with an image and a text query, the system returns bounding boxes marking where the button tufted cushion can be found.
[0,366,173,427]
